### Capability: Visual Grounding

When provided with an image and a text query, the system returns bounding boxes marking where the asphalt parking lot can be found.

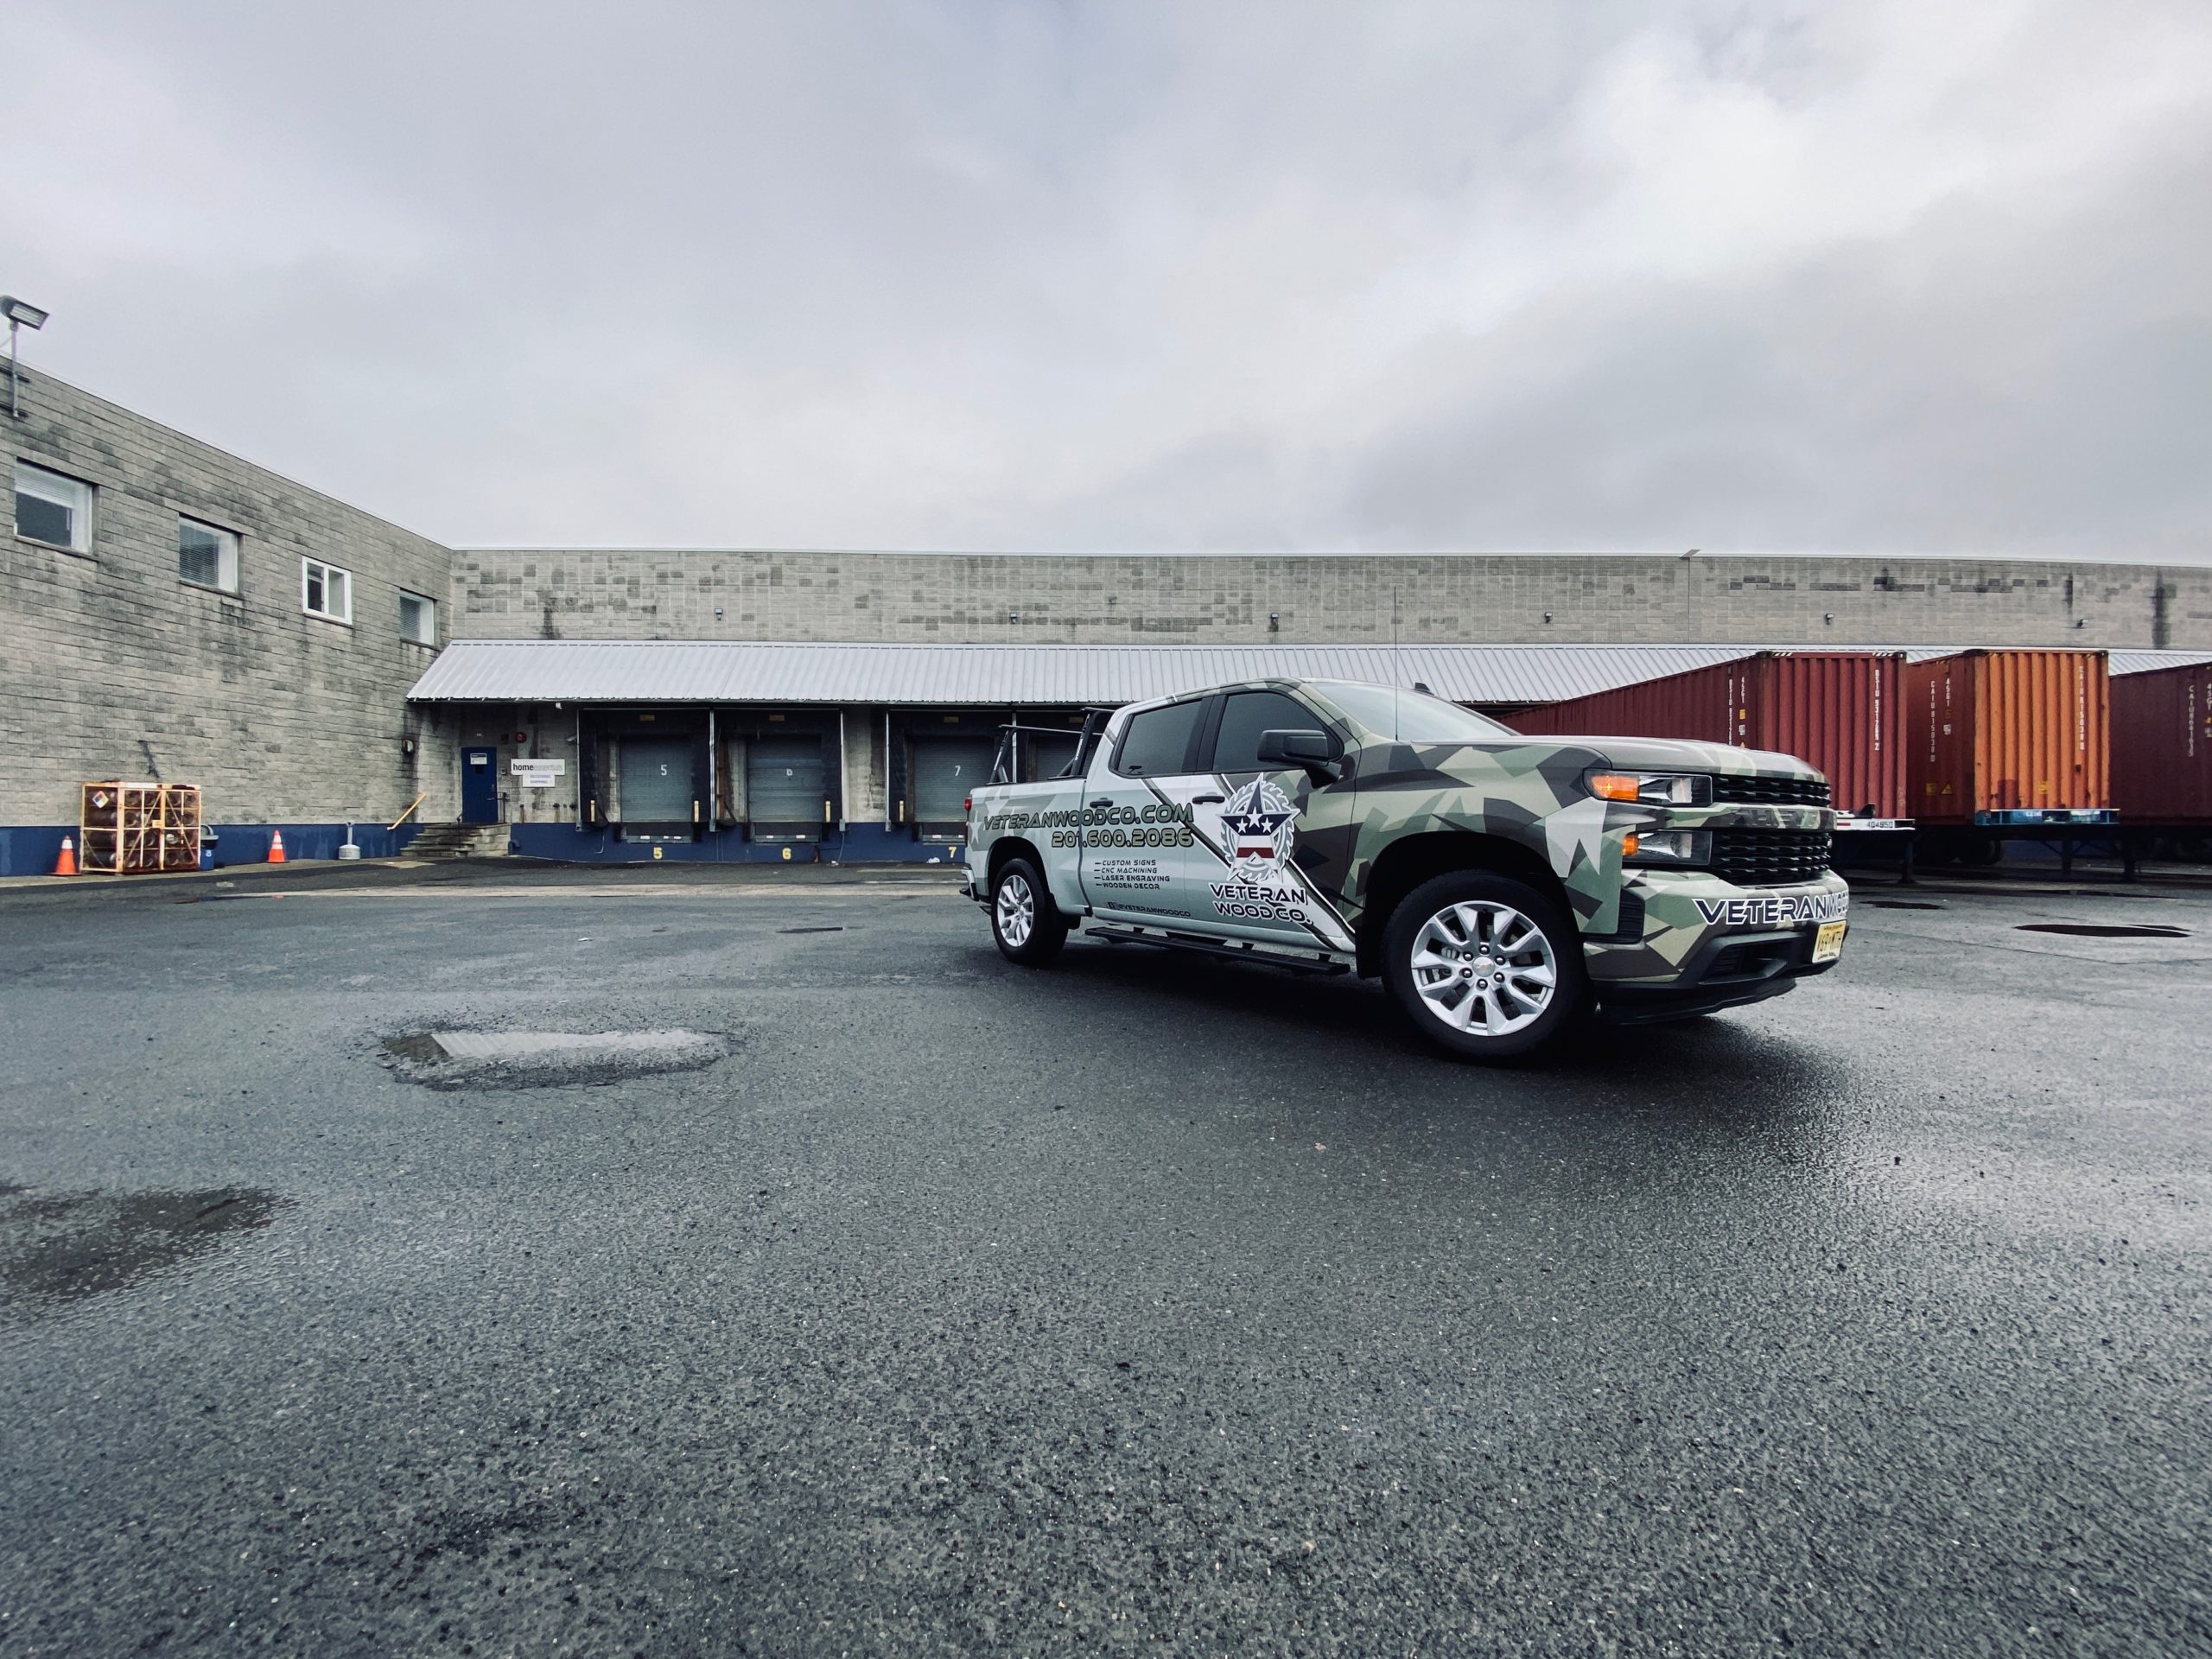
[2,861,2207,1657]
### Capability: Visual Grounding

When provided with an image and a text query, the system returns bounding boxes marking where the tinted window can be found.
[1213,690,1327,772]
[1113,700,1204,776]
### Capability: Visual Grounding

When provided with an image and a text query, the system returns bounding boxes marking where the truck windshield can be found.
[1307,681,1515,743]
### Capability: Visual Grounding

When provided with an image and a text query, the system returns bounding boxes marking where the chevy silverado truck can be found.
[961,677,1848,1059]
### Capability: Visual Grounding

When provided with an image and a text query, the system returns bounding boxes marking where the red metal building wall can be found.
[1905,651,2110,823]
[2110,661,2212,823]
[1503,652,1909,817]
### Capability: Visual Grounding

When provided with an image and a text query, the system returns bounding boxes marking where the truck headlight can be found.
[1588,771,1713,806]
[1623,830,1711,865]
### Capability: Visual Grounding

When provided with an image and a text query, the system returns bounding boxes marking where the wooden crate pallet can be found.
[79,782,202,874]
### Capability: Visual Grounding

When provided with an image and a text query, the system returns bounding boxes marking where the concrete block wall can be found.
[453,548,2212,650]
[2,372,458,831]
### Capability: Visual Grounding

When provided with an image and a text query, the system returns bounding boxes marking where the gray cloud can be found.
[5,1,2207,561]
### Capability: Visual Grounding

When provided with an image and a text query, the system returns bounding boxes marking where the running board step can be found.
[1085,925,1351,976]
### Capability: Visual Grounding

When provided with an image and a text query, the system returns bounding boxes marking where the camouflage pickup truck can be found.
[962,677,1848,1059]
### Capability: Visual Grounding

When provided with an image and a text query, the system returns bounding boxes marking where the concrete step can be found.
[404,823,512,861]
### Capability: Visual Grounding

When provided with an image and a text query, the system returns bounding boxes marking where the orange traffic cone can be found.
[267,829,287,864]
[54,835,77,876]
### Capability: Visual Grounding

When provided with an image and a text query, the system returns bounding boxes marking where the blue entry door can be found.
[461,748,499,823]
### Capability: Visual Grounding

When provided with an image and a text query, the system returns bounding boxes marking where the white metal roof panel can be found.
[405,639,1760,708]
[2109,649,2212,676]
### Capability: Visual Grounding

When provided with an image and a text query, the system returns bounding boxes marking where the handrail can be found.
[388,791,428,831]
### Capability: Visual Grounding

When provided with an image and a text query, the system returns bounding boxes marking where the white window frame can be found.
[302,556,353,623]
[178,514,241,594]
[14,461,93,553]
[398,589,437,645]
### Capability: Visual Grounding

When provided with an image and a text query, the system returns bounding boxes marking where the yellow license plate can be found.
[1812,919,1847,963]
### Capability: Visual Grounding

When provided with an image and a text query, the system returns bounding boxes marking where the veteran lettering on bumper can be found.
[1694,893,1850,928]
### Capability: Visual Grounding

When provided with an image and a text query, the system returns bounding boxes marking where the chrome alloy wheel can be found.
[1408,900,1558,1038]
[995,870,1037,948]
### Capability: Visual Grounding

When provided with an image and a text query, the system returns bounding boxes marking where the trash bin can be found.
[199,829,219,871]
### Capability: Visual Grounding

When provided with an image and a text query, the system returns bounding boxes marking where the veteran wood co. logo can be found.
[1218,777,1298,883]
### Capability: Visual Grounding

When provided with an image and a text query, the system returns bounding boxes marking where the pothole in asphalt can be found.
[2014,923,2190,938]
[0,1185,288,1318]
[379,1029,729,1090]
[1872,900,1945,910]
[778,925,845,934]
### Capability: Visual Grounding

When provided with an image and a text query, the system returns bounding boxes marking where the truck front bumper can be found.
[1581,868,1849,1016]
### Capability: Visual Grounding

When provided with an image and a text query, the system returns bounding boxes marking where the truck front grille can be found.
[1713,774,1831,807]
[1711,829,1832,886]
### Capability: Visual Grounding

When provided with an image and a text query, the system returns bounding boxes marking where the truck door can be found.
[1168,689,1360,953]
[1079,694,1212,925]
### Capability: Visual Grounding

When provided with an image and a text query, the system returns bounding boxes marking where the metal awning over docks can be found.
[407,639,1762,709]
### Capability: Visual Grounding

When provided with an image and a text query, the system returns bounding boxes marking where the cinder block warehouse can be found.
[4,366,2209,874]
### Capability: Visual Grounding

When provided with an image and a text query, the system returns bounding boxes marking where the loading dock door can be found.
[912,737,995,837]
[620,737,695,836]
[1027,733,1082,782]
[748,736,825,838]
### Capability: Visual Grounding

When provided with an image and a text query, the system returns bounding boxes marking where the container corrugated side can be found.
[2110,661,2212,823]
[1751,652,1909,819]
[1906,650,2110,822]
[1502,660,1738,744]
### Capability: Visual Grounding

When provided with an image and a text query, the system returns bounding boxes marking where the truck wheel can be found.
[1382,872,1586,1060]
[991,856,1068,965]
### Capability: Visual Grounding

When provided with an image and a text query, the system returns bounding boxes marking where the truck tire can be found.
[1382,871,1586,1060]
[990,855,1068,965]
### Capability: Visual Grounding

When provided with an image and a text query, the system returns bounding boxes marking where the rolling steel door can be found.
[912,738,995,836]
[748,736,825,836]
[1027,733,1082,782]
[620,737,694,836]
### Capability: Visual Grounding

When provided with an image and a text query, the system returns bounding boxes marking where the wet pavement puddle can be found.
[0,1185,288,1319]
[379,1029,729,1090]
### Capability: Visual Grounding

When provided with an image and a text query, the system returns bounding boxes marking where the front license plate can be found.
[1812,919,1847,963]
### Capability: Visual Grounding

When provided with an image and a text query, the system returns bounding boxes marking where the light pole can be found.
[3,296,50,419]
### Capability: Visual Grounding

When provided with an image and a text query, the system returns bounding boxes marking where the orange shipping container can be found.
[1503,652,1909,819]
[1904,651,2110,823]
[2110,660,2212,823]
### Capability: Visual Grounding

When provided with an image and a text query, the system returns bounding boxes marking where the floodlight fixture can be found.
[3,294,48,419]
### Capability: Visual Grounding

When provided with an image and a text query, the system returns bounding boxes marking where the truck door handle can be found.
[1192,794,1224,804]
[1090,798,1115,807]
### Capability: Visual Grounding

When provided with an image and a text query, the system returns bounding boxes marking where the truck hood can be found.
[1523,734,1821,779]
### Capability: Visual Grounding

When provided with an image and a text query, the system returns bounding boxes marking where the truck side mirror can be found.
[1256,728,1339,782]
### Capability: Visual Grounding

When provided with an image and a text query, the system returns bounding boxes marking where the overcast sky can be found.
[7,1,2209,560]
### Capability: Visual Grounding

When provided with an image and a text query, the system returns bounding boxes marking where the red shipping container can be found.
[1904,650,2110,823]
[2110,660,2212,823]
[1504,652,1909,818]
